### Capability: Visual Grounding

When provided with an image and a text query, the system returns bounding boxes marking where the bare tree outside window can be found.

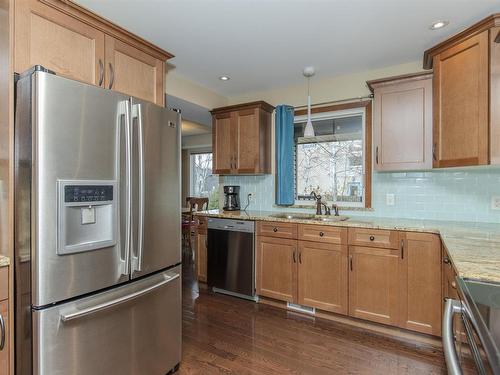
[190,153,219,209]
[295,113,364,205]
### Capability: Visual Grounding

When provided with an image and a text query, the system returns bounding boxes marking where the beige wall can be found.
[228,61,424,106]
[166,70,229,109]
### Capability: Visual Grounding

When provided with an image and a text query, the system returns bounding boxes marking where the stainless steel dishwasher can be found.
[207,218,256,300]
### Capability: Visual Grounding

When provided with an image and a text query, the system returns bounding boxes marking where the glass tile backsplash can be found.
[222,167,500,223]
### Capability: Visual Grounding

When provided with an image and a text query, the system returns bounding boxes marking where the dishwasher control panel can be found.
[207,218,255,233]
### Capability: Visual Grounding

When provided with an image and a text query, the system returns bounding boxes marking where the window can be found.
[294,106,369,207]
[190,152,219,209]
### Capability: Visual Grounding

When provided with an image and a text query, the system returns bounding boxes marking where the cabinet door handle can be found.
[443,257,450,264]
[98,59,104,86]
[369,235,375,241]
[293,251,296,263]
[433,143,437,161]
[108,63,115,89]
[0,313,5,351]
[401,239,404,259]
[299,252,302,264]
[273,227,278,232]
[349,255,353,271]
[319,232,324,237]
[376,146,379,164]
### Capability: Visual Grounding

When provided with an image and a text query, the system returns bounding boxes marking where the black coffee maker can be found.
[223,186,240,211]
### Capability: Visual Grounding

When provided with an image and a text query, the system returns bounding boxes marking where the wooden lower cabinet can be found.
[297,241,348,314]
[348,245,401,326]
[256,236,297,303]
[399,232,442,336]
[196,231,207,283]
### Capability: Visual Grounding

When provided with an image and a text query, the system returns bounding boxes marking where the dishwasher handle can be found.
[443,298,464,375]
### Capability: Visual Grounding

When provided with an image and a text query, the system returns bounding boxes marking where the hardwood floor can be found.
[179,257,469,375]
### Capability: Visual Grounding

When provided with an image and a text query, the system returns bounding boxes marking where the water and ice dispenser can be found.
[57,180,118,255]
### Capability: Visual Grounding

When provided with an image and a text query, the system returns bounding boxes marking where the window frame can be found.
[293,101,372,208]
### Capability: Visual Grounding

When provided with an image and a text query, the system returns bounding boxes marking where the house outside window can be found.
[190,152,219,209]
[294,107,367,207]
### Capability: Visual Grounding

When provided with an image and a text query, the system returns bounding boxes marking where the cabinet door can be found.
[399,233,442,336]
[212,112,234,174]
[196,232,207,283]
[15,0,105,86]
[235,108,259,173]
[297,241,348,314]
[105,35,164,105]
[349,246,400,326]
[0,300,8,375]
[373,76,432,171]
[256,236,297,303]
[491,27,500,164]
[433,30,489,167]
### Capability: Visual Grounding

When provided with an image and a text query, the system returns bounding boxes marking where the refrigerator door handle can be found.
[132,103,145,273]
[60,273,180,323]
[122,100,132,276]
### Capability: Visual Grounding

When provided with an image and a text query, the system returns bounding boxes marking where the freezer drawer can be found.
[32,266,181,375]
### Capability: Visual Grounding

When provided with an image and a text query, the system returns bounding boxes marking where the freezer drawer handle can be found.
[60,273,179,323]
[442,298,463,375]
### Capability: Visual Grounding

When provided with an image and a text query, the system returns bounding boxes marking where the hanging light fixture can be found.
[303,66,316,137]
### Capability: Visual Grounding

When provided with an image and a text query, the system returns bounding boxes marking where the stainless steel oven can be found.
[207,218,255,300]
[443,278,500,374]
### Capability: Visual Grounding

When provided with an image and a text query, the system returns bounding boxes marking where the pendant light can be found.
[303,66,316,137]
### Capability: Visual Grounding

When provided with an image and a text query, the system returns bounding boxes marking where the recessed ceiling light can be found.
[219,75,230,81]
[429,20,449,30]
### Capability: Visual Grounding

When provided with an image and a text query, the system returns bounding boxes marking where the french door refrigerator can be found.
[14,66,182,375]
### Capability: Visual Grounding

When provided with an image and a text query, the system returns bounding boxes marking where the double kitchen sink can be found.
[269,213,349,222]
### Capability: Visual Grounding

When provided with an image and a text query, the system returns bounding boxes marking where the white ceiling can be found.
[76,0,499,96]
[181,120,211,136]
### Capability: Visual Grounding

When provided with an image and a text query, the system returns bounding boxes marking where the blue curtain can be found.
[275,105,295,205]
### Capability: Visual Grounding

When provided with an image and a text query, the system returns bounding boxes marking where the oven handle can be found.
[443,298,464,375]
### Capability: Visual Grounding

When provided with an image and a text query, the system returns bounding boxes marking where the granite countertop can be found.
[0,255,10,267]
[195,210,500,283]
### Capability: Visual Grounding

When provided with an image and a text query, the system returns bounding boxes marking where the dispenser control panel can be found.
[64,185,113,203]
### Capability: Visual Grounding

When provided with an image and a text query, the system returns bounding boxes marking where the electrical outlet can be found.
[491,196,500,210]
[386,193,395,206]
[248,192,256,203]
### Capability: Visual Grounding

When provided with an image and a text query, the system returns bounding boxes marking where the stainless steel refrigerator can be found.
[14,66,182,375]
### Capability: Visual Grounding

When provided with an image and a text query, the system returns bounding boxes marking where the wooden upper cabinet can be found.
[423,14,500,168]
[15,0,172,103]
[368,72,433,171]
[348,246,401,326]
[212,112,234,174]
[15,0,105,86]
[256,236,297,303]
[399,232,442,336]
[297,242,348,315]
[433,31,489,167]
[211,101,274,175]
[105,36,165,105]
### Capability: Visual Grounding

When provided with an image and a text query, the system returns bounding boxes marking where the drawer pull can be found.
[369,235,375,241]
[273,227,278,232]
[0,313,5,350]
[319,232,324,237]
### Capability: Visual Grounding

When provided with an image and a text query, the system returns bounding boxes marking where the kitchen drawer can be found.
[348,228,399,249]
[298,224,347,244]
[0,267,7,301]
[257,221,298,239]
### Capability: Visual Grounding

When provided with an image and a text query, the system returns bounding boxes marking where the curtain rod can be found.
[294,94,373,110]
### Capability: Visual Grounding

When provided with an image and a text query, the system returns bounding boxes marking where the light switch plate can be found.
[491,196,500,210]
[386,193,395,206]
